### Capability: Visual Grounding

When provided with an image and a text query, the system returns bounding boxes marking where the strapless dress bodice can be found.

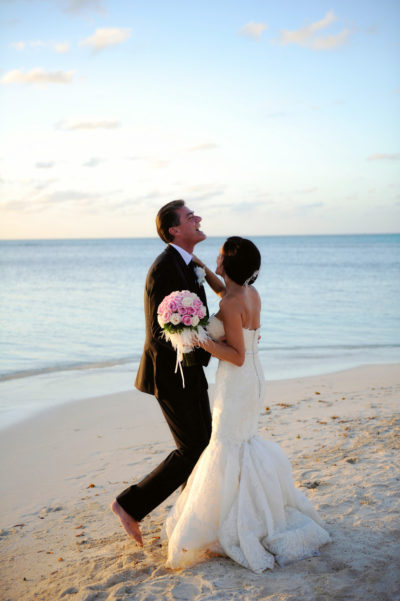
[207,314,260,354]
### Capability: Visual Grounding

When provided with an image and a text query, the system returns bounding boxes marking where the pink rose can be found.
[163,311,172,322]
[178,306,187,315]
[197,308,205,319]
[168,300,178,312]
[186,306,195,315]
[182,314,192,326]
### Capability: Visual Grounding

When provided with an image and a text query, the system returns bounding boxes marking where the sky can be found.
[0,0,399,239]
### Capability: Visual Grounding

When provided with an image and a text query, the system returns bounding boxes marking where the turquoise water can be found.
[1,235,399,426]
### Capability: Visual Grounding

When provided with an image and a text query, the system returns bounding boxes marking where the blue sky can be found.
[0,0,399,238]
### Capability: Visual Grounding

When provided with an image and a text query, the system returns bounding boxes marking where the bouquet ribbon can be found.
[163,327,210,388]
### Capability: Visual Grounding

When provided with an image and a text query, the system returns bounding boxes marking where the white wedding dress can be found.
[164,316,330,573]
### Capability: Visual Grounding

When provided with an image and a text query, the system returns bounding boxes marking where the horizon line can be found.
[0,232,399,242]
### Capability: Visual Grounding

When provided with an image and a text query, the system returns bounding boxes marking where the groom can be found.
[112,200,211,545]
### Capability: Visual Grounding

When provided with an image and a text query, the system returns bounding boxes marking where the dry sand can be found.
[1,363,399,601]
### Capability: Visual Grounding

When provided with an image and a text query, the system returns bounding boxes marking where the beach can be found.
[1,362,399,601]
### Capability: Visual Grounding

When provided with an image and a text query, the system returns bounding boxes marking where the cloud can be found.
[55,42,70,53]
[80,27,131,52]
[34,178,57,190]
[62,0,105,13]
[47,189,99,203]
[300,202,324,209]
[1,68,75,85]
[5,189,105,213]
[183,183,226,203]
[10,41,26,51]
[149,159,169,169]
[1,182,126,215]
[310,29,351,50]
[0,177,57,191]
[10,40,45,50]
[10,39,70,53]
[239,21,268,39]
[232,200,266,212]
[111,190,166,213]
[280,10,335,43]
[278,11,351,51]
[2,198,51,214]
[266,110,290,119]
[30,40,45,48]
[56,119,121,130]
[127,156,169,168]
[188,143,218,152]
[367,153,400,161]
[295,187,318,194]
[83,157,104,167]
[35,161,56,169]
[295,202,324,214]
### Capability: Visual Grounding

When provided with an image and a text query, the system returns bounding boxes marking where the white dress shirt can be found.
[170,243,193,266]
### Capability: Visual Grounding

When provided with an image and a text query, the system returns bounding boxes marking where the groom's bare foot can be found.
[111,499,143,547]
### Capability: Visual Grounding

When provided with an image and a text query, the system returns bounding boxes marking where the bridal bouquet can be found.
[157,290,209,387]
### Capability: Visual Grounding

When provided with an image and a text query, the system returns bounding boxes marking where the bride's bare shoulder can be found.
[248,285,261,306]
[218,293,244,317]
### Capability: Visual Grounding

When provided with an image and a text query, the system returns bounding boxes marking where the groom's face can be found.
[171,206,206,247]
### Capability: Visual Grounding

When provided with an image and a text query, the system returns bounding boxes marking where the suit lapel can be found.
[166,245,193,288]
[187,260,200,291]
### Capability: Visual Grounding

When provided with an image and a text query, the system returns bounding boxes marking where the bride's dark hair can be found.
[222,237,261,286]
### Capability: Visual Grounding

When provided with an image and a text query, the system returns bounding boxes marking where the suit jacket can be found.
[135,245,210,397]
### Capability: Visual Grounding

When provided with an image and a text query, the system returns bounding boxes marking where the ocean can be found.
[1,234,399,429]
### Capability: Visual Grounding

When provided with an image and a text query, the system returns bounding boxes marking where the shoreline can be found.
[1,357,399,432]
[1,362,399,600]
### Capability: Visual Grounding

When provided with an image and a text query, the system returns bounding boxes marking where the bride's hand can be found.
[198,337,213,352]
[196,335,225,353]
[191,254,205,268]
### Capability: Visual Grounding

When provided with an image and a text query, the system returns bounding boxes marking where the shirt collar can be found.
[170,243,193,266]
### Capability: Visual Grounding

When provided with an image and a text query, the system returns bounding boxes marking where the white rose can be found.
[170,313,181,325]
[182,296,194,307]
[157,314,165,327]
[191,315,199,327]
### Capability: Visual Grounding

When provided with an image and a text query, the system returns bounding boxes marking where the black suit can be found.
[116,245,211,521]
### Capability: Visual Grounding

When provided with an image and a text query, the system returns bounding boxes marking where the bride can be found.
[163,236,330,573]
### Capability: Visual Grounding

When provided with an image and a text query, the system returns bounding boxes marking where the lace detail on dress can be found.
[163,315,330,572]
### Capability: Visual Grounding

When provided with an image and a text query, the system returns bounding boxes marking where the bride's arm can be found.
[199,297,245,366]
[192,255,226,297]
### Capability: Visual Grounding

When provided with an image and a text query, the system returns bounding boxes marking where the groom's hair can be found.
[222,236,261,286]
[156,200,185,243]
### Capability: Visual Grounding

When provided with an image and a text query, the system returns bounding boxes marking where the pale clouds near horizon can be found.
[1,67,76,84]
[239,22,269,39]
[0,0,399,239]
[277,10,352,51]
[79,27,131,52]
[10,39,70,53]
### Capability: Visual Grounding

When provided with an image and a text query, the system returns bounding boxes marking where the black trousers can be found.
[116,365,211,522]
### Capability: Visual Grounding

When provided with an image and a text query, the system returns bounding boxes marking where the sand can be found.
[0,363,399,601]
